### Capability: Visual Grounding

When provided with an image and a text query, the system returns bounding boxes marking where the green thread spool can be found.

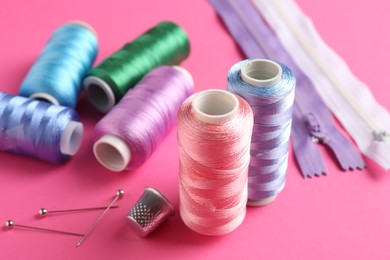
[83,21,190,113]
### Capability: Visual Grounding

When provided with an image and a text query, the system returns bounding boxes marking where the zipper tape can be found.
[252,0,390,170]
[209,0,365,177]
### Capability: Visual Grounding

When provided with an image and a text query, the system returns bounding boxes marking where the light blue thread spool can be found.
[19,21,98,108]
[227,59,295,206]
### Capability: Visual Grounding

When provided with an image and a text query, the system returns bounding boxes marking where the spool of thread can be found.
[93,66,194,171]
[0,92,83,163]
[178,89,253,236]
[227,59,295,206]
[19,21,98,108]
[84,21,190,113]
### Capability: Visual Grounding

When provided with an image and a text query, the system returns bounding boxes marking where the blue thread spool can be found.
[0,92,83,163]
[19,21,98,108]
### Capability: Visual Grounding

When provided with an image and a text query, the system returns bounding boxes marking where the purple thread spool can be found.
[127,187,174,237]
[93,66,194,171]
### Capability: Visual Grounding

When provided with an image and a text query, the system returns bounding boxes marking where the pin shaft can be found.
[5,220,84,237]
[41,206,118,215]
[76,190,124,247]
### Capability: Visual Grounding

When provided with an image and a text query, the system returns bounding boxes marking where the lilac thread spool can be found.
[93,66,194,171]
[127,187,174,237]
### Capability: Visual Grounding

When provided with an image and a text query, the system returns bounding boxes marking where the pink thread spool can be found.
[178,89,253,236]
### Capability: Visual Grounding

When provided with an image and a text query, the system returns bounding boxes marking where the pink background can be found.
[1,0,390,259]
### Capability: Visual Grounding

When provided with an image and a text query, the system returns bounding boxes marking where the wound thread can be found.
[227,59,295,206]
[84,21,190,113]
[178,89,253,236]
[93,66,193,171]
[19,22,98,108]
[0,92,83,163]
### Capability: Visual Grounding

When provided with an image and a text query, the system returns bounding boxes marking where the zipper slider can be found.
[304,113,329,143]
[374,131,390,142]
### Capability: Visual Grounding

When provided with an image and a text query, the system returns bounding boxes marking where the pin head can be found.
[5,220,14,228]
[116,189,125,198]
[39,208,48,216]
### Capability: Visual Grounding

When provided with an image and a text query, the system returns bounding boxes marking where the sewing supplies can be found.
[39,206,119,217]
[209,0,364,178]
[77,189,124,247]
[19,22,98,108]
[84,21,190,113]
[127,187,174,237]
[227,59,294,205]
[0,92,83,163]
[253,0,390,170]
[4,220,84,237]
[93,66,193,171]
[178,89,253,235]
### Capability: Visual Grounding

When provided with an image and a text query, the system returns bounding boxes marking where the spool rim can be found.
[83,76,116,113]
[191,89,239,125]
[30,92,60,106]
[68,20,97,36]
[93,134,131,172]
[247,195,277,207]
[60,121,83,156]
[240,59,282,87]
[173,66,194,88]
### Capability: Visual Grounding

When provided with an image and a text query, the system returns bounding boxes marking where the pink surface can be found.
[0,0,389,259]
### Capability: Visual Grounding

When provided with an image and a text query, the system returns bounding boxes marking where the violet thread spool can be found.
[93,66,194,171]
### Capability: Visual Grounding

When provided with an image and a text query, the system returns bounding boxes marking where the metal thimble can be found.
[127,187,174,237]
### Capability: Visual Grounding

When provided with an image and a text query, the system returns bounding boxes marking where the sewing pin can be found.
[39,206,119,216]
[76,189,124,247]
[4,220,84,237]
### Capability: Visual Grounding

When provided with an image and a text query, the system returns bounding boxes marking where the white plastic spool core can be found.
[191,89,239,125]
[91,66,193,171]
[60,121,83,156]
[83,76,116,113]
[241,59,282,87]
[93,134,131,172]
[173,66,195,88]
[247,195,277,207]
[30,92,60,106]
[68,20,97,36]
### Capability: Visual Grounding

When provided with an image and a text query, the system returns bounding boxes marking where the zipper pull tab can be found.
[304,113,328,143]
[374,131,390,142]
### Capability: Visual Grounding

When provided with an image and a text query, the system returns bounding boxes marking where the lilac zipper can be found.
[209,0,365,177]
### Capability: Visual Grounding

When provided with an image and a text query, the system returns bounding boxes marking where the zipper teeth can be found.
[228,0,272,57]
[222,0,327,176]
[230,0,329,141]
[215,0,368,174]
[256,0,379,133]
[231,0,331,144]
